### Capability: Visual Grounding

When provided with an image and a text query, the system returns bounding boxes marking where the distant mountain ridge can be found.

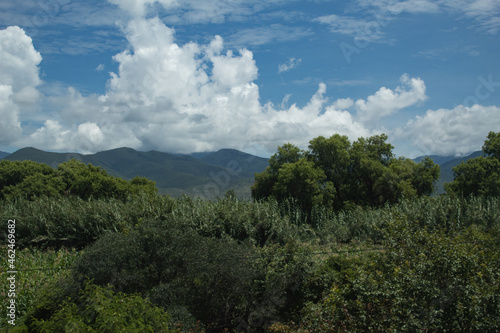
[4,147,484,197]
[4,147,269,198]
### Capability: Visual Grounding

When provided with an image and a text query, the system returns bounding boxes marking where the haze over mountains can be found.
[1,148,483,197]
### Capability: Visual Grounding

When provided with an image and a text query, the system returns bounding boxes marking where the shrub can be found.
[299,216,500,332]
[27,282,176,333]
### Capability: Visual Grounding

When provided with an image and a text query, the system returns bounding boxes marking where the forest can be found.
[1,132,499,332]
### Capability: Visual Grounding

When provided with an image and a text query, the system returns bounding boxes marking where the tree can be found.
[128,176,158,197]
[483,131,500,160]
[57,159,129,200]
[307,135,350,208]
[0,159,159,201]
[252,134,440,211]
[268,143,304,175]
[2,173,65,200]
[273,158,329,212]
[0,160,60,199]
[252,143,303,200]
[352,134,394,165]
[297,218,500,332]
[411,156,441,196]
[446,131,500,197]
[445,156,500,197]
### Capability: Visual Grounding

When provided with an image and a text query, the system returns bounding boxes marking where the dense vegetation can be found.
[445,131,500,197]
[1,132,499,332]
[0,159,157,201]
[252,134,440,211]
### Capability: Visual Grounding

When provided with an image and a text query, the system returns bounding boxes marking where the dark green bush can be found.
[299,216,500,332]
[73,218,259,331]
[26,282,176,333]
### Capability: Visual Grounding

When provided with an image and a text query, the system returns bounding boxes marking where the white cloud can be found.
[315,14,386,42]
[0,26,42,91]
[108,0,178,17]
[355,74,427,123]
[3,18,463,159]
[95,64,105,72]
[227,24,313,48]
[161,0,301,24]
[359,0,500,34]
[332,98,354,110]
[401,104,500,156]
[0,85,22,144]
[0,26,42,144]
[9,17,374,155]
[108,0,290,22]
[444,0,500,34]
[386,0,440,14]
[278,57,302,73]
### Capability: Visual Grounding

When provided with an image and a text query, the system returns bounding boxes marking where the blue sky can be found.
[0,0,499,158]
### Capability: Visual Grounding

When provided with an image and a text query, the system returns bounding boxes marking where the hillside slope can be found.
[5,147,269,198]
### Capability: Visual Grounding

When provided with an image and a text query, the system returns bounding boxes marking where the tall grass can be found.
[1,194,499,249]
[0,247,81,329]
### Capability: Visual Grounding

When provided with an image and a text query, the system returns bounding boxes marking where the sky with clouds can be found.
[0,0,499,157]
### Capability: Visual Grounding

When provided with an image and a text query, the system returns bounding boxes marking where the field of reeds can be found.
[1,194,499,331]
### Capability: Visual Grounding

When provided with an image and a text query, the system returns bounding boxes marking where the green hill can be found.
[199,149,269,177]
[0,151,10,159]
[6,146,485,198]
[5,147,269,198]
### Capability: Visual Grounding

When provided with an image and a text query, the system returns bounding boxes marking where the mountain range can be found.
[1,147,268,198]
[0,148,484,197]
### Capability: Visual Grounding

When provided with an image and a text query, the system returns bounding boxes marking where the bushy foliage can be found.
[2,193,500,250]
[2,192,499,332]
[4,133,500,332]
[69,218,258,331]
[252,134,440,211]
[446,131,500,197]
[0,248,80,330]
[25,282,176,333]
[0,159,157,201]
[279,218,500,332]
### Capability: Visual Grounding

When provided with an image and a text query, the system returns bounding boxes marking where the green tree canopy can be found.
[483,131,500,159]
[0,159,158,201]
[253,134,440,211]
[273,158,329,212]
[251,143,304,201]
[446,131,500,197]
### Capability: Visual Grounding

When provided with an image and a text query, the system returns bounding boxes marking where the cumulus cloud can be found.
[9,17,377,155]
[2,18,434,157]
[91,17,373,154]
[0,26,42,91]
[401,104,500,156]
[0,26,42,144]
[355,74,427,123]
[0,86,22,144]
